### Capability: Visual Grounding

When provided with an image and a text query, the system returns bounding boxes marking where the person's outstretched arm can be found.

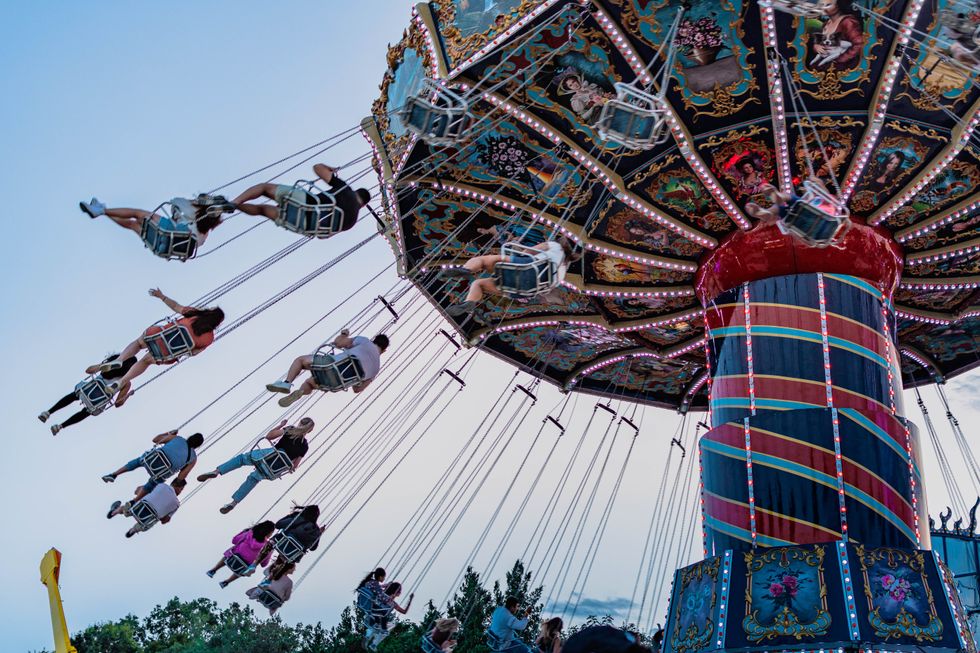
[266,419,288,442]
[152,429,179,445]
[313,163,336,184]
[333,329,355,349]
[175,458,197,482]
[352,379,373,394]
[149,288,191,315]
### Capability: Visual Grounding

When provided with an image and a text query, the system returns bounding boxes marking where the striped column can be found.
[699,273,927,554]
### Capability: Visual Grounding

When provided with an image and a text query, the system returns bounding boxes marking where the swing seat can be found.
[596,83,670,150]
[128,499,160,531]
[309,348,366,391]
[276,182,345,238]
[255,448,294,480]
[140,448,177,481]
[421,635,442,653]
[485,630,508,652]
[356,587,391,628]
[779,180,850,247]
[74,377,113,415]
[400,78,473,146]
[224,553,252,576]
[252,587,284,611]
[760,0,835,17]
[973,24,980,49]
[494,242,557,298]
[271,531,306,563]
[143,323,196,364]
[141,199,199,262]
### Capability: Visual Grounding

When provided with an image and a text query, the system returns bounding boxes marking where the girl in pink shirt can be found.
[207,521,275,587]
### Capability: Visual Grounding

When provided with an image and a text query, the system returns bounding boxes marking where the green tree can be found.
[73,615,141,653]
[491,560,544,640]
[447,567,493,653]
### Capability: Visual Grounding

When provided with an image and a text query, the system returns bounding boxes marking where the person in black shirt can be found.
[197,417,315,513]
[231,163,370,234]
[560,626,651,653]
[251,504,325,574]
[39,353,138,435]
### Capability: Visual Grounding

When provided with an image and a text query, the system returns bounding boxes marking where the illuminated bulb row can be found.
[742,286,756,415]
[818,275,849,537]
[843,0,927,199]
[743,419,757,547]
[837,542,862,639]
[593,8,651,84]
[715,550,733,646]
[448,0,561,77]
[875,110,980,224]
[760,4,792,188]
[703,315,714,429]
[412,12,442,78]
[905,424,921,546]
[560,282,695,298]
[433,182,697,270]
[960,308,980,319]
[894,309,952,325]
[666,336,708,359]
[482,310,702,339]
[394,133,420,179]
[899,347,933,372]
[907,242,980,264]
[901,200,980,242]
[879,290,898,417]
[664,112,750,229]
[934,550,969,647]
[567,351,662,387]
[899,279,980,290]
[479,89,715,246]
[698,446,709,557]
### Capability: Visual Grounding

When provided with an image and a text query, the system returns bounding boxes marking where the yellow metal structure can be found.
[39,548,78,653]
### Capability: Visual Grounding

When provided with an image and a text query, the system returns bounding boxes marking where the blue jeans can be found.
[217,448,274,503]
[122,457,160,493]
[499,641,532,653]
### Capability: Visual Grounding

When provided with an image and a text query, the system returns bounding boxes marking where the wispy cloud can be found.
[545,594,633,618]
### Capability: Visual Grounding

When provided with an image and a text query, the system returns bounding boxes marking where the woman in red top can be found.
[99,288,224,403]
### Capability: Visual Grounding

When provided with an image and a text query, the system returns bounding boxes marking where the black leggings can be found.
[48,393,90,428]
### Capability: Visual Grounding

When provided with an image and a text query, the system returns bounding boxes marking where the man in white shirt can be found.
[106,479,185,537]
[265,331,389,407]
[488,597,532,653]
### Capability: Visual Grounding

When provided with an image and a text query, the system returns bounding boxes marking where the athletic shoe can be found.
[266,381,292,394]
[219,502,236,514]
[50,424,62,436]
[197,471,219,482]
[107,500,122,519]
[79,198,106,218]
[278,390,304,408]
[98,360,124,374]
[38,411,50,423]
[219,580,229,589]
[125,529,136,538]
[101,474,116,483]
[206,570,216,578]
[446,300,476,317]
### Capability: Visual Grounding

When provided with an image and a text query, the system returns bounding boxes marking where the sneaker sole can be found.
[265,383,291,394]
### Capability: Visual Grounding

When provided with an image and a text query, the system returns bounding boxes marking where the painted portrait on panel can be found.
[792,127,853,183]
[804,1,865,72]
[548,52,617,126]
[712,141,774,201]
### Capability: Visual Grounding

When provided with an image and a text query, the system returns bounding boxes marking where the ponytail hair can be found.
[357,567,387,589]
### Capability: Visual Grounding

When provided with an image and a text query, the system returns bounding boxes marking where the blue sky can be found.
[3,3,980,652]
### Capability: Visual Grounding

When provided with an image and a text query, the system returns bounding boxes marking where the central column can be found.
[694,223,927,554]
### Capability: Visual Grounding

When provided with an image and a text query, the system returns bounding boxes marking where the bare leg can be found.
[114,354,154,388]
[298,379,317,396]
[117,337,146,362]
[466,277,500,303]
[463,254,505,274]
[103,208,157,235]
[220,573,242,586]
[232,183,280,220]
[285,355,313,384]
[208,559,227,574]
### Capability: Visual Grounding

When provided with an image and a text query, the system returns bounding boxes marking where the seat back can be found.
[485,630,507,652]
[762,0,835,16]
[224,553,252,576]
[780,181,850,247]
[276,183,344,238]
[356,587,391,627]
[400,79,473,146]
[254,588,284,610]
[271,532,306,563]
[140,448,177,481]
[310,350,366,391]
[420,635,442,653]
[144,324,196,363]
[256,448,294,480]
[74,377,113,415]
[596,83,669,150]
[140,207,198,261]
[494,242,557,298]
[129,500,160,529]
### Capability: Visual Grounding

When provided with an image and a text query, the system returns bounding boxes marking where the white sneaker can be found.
[278,390,304,408]
[80,197,106,218]
[38,411,50,423]
[98,360,124,374]
[50,424,62,436]
[266,381,292,394]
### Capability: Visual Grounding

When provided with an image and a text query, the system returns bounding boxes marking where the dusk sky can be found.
[3,3,979,652]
